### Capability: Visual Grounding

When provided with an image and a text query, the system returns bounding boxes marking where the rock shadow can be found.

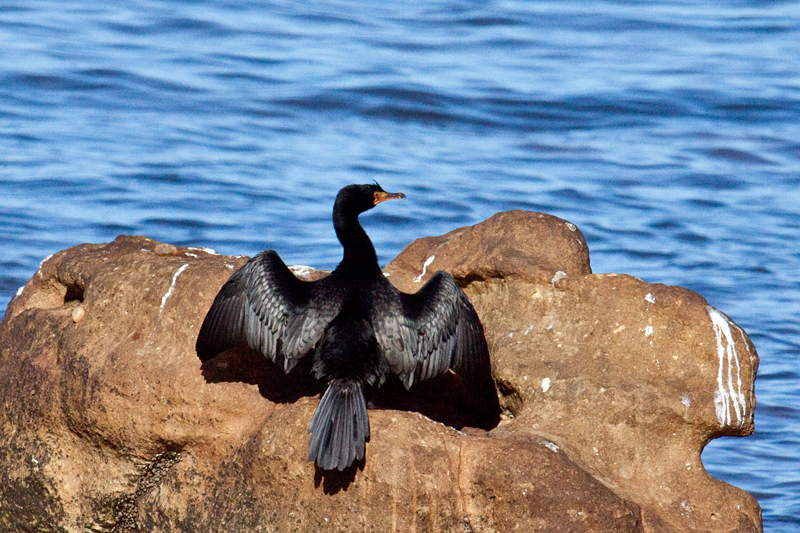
[200,345,500,431]
[369,372,501,432]
[313,459,365,495]
[199,345,324,404]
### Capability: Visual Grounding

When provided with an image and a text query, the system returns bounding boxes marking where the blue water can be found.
[1,1,798,529]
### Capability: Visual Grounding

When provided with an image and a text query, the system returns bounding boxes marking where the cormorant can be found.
[196,184,497,471]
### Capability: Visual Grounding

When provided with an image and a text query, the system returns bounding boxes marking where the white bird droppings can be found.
[541,377,551,392]
[186,246,218,255]
[288,265,316,278]
[159,264,189,316]
[414,255,435,283]
[645,293,656,304]
[543,440,560,453]
[708,306,746,429]
[37,254,54,275]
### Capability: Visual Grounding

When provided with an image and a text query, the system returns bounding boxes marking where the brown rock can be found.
[0,211,761,532]
[386,212,761,532]
[386,210,591,290]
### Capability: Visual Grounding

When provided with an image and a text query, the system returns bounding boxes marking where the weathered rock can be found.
[0,211,761,532]
[388,212,761,532]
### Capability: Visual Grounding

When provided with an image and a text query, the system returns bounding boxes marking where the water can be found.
[2,1,799,529]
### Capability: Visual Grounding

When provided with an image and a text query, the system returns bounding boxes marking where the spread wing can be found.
[196,250,344,372]
[374,271,492,390]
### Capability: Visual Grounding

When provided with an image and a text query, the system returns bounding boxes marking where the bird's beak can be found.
[373,191,406,205]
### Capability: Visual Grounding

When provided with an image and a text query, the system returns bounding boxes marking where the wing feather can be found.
[374,271,492,390]
[196,250,344,371]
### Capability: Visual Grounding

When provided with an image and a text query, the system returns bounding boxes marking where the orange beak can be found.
[373,191,406,205]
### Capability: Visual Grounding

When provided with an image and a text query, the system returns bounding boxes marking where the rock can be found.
[388,212,761,533]
[386,210,591,285]
[154,243,178,256]
[0,211,761,533]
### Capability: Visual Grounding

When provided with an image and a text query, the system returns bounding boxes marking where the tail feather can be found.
[308,380,369,471]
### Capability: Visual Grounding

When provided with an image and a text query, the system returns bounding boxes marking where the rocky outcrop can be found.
[0,211,761,532]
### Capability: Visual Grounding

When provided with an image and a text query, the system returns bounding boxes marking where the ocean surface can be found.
[1,1,798,529]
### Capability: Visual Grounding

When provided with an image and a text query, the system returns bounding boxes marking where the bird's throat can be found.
[334,213,379,269]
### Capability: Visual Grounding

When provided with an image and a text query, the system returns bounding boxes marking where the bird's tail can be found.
[308,380,369,471]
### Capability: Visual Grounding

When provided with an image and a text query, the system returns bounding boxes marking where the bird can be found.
[196,183,497,471]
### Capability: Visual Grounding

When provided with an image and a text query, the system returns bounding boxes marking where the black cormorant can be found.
[196,184,497,471]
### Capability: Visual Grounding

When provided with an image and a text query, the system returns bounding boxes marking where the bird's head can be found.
[335,183,405,216]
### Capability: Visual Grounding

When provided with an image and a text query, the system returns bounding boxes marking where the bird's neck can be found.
[333,210,380,271]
